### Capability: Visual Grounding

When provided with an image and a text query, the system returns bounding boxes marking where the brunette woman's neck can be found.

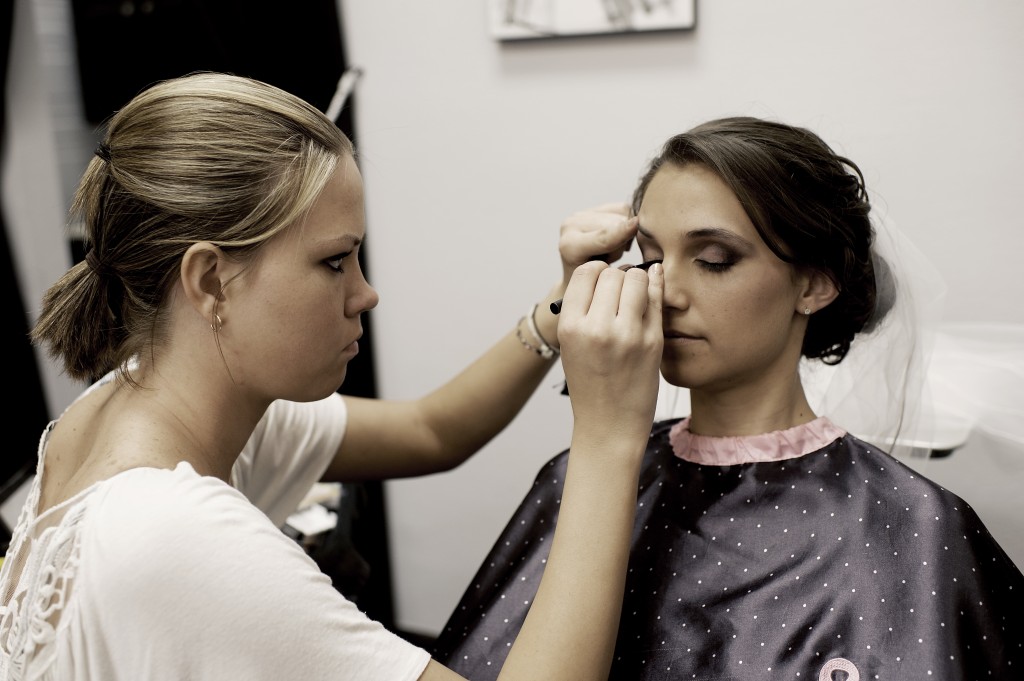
[687,374,817,437]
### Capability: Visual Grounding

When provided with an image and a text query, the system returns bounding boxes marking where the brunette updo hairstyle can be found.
[632,116,890,365]
[32,72,353,383]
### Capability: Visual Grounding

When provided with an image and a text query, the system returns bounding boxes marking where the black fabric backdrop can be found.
[1,0,53,540]
[72,0,350,127]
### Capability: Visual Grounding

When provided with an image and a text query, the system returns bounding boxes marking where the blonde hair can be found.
[32,72,354,383]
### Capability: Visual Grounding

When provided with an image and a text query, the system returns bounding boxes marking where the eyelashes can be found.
[694,243,739,273]
[618,259,663,272]
[697,259,736,273]
[325,252,351,272]
[636,255,737,273]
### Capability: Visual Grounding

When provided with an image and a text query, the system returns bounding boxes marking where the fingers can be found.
[559,203,639,271]
[614,264,664,352]
[560,261,662,322]
[587,265,631,318]
[558,260,608,321]
[558,261,663,440]
[588,201,631,217]
[644,262,664,322]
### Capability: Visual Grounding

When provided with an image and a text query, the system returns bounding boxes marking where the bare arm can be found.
[332,310,559,481]
[418,261,665,680]
[324,203,639,481]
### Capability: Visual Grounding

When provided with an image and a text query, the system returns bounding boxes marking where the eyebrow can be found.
[685,227,753,248]
[637,224,753,249]
[313,234,362,250]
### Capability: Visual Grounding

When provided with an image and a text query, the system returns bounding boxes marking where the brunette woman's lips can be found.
[664,330,703,342]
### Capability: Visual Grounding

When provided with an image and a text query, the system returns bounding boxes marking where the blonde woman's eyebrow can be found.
[313,234,362,250]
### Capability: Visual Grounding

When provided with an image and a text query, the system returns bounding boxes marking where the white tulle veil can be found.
[653,201,963,459]
[802,205,1024,456]
[798,204,946,458]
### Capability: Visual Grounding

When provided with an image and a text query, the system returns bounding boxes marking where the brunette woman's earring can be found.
[803,308,812,315]
[211,313,223,332]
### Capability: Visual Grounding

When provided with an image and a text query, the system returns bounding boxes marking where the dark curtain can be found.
[0,0,53,542]
[72,0,347,124]
[70,0,397,631]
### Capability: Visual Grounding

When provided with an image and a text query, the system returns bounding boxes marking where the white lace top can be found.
[0,385,429,681]
[0,440,85,680]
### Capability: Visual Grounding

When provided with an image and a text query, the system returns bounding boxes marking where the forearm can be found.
[413,284,565,470]
[418,258,663,681]
[491,261,664,679]
[331,205,638,482]
[333,285,566,481]
[496,431,645,681]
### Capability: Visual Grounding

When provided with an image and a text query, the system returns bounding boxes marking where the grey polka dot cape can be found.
[433,419,1024,680]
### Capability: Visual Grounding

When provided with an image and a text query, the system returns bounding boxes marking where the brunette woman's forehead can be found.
[638,223,753,247]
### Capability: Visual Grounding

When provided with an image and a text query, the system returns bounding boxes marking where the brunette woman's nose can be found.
[661,263,690,311]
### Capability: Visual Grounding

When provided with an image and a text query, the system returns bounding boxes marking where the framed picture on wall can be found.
[490,0,696,41]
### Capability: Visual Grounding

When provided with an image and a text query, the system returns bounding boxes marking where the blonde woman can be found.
[0,72,663,680]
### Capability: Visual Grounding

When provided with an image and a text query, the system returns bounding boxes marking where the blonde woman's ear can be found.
[179,242,228,325]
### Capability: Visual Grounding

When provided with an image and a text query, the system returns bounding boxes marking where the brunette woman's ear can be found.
[797,270,839,316]
[180,242,231,327]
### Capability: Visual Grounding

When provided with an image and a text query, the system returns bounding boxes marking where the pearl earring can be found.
[803,308,811,315]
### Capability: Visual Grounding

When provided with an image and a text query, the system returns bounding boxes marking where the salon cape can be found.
[434,417,1024,681]
[0,378,430,681]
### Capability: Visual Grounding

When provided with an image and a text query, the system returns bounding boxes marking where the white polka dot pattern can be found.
[433,419,1024,680]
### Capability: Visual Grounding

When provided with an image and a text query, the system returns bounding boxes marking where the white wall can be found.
[7,0,1023,638]
[339,0,1024,636]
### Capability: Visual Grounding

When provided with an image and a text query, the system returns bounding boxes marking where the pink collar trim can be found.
[668,416,847,466]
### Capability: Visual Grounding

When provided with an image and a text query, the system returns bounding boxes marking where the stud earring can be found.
[211,313,223,332]
[803,308,812,315]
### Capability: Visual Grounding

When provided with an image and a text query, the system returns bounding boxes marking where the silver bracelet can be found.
[515,321,551,359]
[524,304,559,359]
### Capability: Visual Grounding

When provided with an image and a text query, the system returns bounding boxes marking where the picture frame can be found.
[490,0,697,41]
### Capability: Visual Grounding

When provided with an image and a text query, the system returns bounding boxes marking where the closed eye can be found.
[695,244,738,273]
[697,260,735,273]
